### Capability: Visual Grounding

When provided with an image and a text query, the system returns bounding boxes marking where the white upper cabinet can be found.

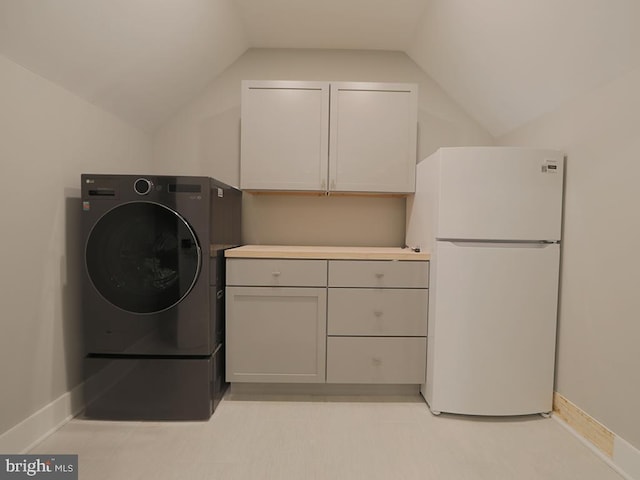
[240,81,329,191]
[329,82,417,193]
[240,80,418,194]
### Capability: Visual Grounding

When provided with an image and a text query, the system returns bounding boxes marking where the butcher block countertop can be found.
[224,245,429,261]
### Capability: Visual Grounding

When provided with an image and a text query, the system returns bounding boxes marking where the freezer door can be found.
[427,240,559,415]
[437,147,563,241]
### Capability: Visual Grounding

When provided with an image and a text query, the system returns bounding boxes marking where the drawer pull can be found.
[375,273,384,278]
[372,357,382,366]
[373,310,383,317]
[272,271,281,277]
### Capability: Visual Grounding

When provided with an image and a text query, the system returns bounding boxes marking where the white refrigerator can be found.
[406,147,564,416]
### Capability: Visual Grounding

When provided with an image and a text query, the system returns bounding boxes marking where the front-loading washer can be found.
[80,174,241,420]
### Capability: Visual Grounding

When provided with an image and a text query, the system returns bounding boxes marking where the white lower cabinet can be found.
[327,260,428,384]
[226,286,327,383]
[226,257,429,386]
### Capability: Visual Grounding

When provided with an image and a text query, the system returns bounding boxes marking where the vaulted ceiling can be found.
[1,0,638,136]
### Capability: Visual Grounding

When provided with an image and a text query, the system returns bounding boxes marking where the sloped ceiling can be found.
[0,0,249,131]
[408,0,640,137]
[0,0,639,136]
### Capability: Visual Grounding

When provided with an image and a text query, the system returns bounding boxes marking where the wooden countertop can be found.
[224,245,429,261]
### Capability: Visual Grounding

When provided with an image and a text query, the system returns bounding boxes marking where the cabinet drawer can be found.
[328,260,428,288]
[227,259,327,287]
[326,337,426,384]
[328,288,427,336]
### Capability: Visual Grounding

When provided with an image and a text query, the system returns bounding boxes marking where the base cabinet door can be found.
[226,287,327,383]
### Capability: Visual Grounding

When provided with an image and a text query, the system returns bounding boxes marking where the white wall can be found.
[154,48,494,246]
[499,65,640,451]
[0,54,152,440]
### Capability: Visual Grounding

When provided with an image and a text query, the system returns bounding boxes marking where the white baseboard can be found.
[0,383,84,454]
[614,436,640,480]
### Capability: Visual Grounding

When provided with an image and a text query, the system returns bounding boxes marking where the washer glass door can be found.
[86,202,201,314]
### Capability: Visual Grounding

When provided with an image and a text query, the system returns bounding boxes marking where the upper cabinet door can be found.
[240,81,329,191]
[329,82,417,194]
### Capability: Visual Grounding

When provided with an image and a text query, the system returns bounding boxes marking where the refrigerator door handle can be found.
[440,239,560,248]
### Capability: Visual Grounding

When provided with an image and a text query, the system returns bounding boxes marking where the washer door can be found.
[86,202,201,314]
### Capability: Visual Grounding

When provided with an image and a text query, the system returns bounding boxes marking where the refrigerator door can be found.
[426,240,559,415]
[437,147,563,241]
